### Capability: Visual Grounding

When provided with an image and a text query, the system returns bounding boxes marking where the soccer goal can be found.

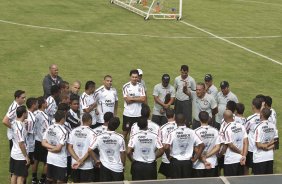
[110,0,182,20]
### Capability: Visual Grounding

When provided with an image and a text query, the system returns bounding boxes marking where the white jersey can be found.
[269,108,277,128]
[34,110,50,142]
[93,125,108,136]
[128,130,163,163]
[80,92,97,125]
[193,125,221,169]
[11,120,28,160]
[90,131,125,172]
[245,113,260,152]
[26,110,36,152]
[5,101,20,140]
[95,86,118,123]
[122,82,145,117]
[224,122,248,164]
[216,91,238,123]
[43,123,68,168]
[165,126,203,161]
[235,115,246,126]
[68,126,97,170]
[190,92,217,121]
[160,121,177,163]
[174,75,196,101]
[206,84,218,99]
[45,96,57,122]
[130,120,161,138]
[253,120,278,163]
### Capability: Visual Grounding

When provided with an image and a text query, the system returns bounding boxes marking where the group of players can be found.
[2,64,279,184]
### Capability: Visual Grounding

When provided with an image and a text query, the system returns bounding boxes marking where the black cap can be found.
[220,81,229,89]
[204,74,212,82]
[162,74,170,82]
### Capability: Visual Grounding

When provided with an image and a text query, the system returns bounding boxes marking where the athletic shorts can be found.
[246,151,253,168]
[170,157,192,179]
[10,157,28,177]
[34,140,48,163]
[122,115,141,131]
[47,164,67,181]
[72,168,94,183]
[158,162,171,177]
[100,164,124,181]
[253,160,273,175]
[192,168,217,177]
[224,163,244,176]
[131,161,157,180]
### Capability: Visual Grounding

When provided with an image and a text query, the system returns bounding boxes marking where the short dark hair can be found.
[70,94,79,102]
[141,103,150,119]
[26,97,37,109]
[57,103,69,112]
[236,103,245,115]
[104,75,112,80]
[180,65,189,71]
[37,96,46,109]
[16,106,27,118]
[137,117,148,130]
[198,111,209,123]
[129,69,139,76]
[175,113,186,126]
[261,108,271,120]
[82,113,92,124]
[256,94,266,102]
[252,97,262,110]
[85,81,95,90]
[54,110,65,122]
[104,112,114,123]
[14,90,25,99]
[51,85,60,96]
[166,108,174,119]
[59,81,69,89]
[226,101,237,113]
[108,117,120,131]
[264,96,272,107]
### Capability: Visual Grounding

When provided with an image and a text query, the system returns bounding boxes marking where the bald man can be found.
[70,81,81,97]
[42,64,63,98]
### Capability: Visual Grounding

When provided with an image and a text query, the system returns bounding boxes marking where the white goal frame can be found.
[110,0,183,20]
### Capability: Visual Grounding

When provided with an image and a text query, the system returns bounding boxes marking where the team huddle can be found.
[2,64,279,184]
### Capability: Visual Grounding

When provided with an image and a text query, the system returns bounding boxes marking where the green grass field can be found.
[0,0,282,182]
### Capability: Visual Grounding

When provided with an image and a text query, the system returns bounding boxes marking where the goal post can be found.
[110,0,183,20]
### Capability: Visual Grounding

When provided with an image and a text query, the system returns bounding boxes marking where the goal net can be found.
[110,0,183,20]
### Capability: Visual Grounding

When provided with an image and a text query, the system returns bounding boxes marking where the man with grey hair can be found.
[42,64,63,98]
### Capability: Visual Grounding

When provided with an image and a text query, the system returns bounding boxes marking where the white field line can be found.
[0,19,281,40]
[231,0,282,7]
[180,20,282,66]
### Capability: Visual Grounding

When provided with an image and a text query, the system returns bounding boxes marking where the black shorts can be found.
[100,164,124,182]
[10,157,28,177]
[34,140,48,163]
[131,161,157,180]
[224,163,244,176]
[170,157,192,179]
[158,162,171,177]
[246,151,253,168]
[29,152,35,165]
[47,164,67,181]
[193,168,216,177]
[122,115,141,132]
[72,168,94,183]
[253,160,273,175]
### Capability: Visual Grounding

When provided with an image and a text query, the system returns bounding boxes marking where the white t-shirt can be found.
[93,125,108,136]
[174,75,196,101]
[122,82,145,117]
[245,113,260,152]
[5,101,20,140]
[45,96,57,122]
[193,125,221,169]
[90,131,125,173]
[253,120,278,163]
[216,91,238,123]
[130,120,161,138]
[206,84,218,100]
[80,92,97,125]
[26,110,36,152]
[165,126,203,161]
[43,123,68,168]
[35,110,50,142]
[160,121,177,163]
[68,126,96,170]
[11,120,28,160]
[128,130,163,163]
[269,108,277,128]
[190,92,217,121]
[235,115,246,126]
[95,86,118,123]
[224,122,248,165]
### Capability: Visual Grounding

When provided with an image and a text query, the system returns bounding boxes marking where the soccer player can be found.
[80,81,98,128]
[223,110,248,176]
[193,111,221,177]
[10,106,29,184]
[253,108,278,175]
[216,81,238,124]
[2,90,26,150]
[33,97,49,184]
[174,65,196,127]
[93,111,114,135]
[42,110,68,183]
[42,64,63,98]
[128,117,164,180]
[244,97,262,174]
[89,117,126,181]
[45,85,60,122]
[65,96,81,129]
[68,113,96,183]
[264,96,277,127]
[122,69,146,140]
[158,108,177,178]
[204,74,218,99]
[235,103,247,125]
[95,75,118,125]
[152,74,175,126]
[183,82,218,130]
[164,113,204,179]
